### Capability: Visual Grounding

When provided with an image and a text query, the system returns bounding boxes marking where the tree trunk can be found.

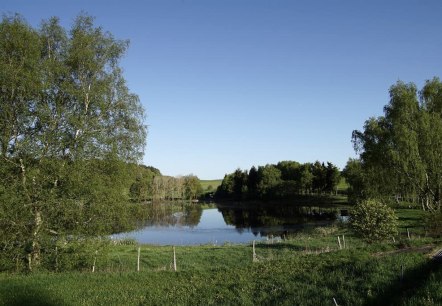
[29,207,42,271]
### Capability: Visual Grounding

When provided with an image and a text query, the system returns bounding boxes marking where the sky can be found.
[2,0,442,179]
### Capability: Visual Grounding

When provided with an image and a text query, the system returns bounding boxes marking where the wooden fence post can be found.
[173,246,177,272]
[55,246,58,272]
[337,236,342,250]
[253,240,257,262]
[137,247,141,272]
[92,250,98,273]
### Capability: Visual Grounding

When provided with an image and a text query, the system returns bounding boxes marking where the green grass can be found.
[199,179,222,192]
[337,177,349,192]
[1,242,441,305]
[396,208,431,235]
[0,208,441,305]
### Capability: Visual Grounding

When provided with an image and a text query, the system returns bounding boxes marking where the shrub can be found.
[42,237,111,272]
[350,199,398,242]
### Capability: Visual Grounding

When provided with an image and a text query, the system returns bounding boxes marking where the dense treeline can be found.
[344,77,442,213]
[216,161,340,201]
[129,165,203,202]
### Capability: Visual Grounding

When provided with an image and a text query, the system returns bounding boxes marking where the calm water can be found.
[112,203,345,245]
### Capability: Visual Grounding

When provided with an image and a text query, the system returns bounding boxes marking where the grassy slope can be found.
[1,209,441,306]
[199,179,222,192]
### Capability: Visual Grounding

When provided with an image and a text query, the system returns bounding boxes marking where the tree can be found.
[247,166,259,199]
[216,173,234,198]
[130,165,158,202]
[325,162,340,194]
[257,165,282,198]
[353,78,442,211]
[232,168,248,200]
[298,163,313,194]
[350,199,398,242]
[312,162,327,193]
[0,14,146,271]
[217,160,340,200]
[276,161,301,181]
[183,175,203,200]
[342,159,365,203]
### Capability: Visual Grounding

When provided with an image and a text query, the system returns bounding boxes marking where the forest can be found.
[216,161,341,200]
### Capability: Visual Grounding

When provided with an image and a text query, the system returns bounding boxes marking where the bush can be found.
[350,199,398,242]
[42,237,111,272]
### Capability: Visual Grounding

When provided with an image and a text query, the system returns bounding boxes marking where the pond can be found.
[112,203,348,245]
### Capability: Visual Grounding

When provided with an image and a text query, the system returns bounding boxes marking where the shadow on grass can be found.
[366,259,441,306]
[398,217,422,221]
[0,282,66,306]
[254,242,309,252]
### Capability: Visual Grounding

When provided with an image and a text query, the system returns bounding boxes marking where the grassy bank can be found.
[199,179,222,193]
[0,209,441,305]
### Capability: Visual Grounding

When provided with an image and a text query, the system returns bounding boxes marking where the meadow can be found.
[199,179,222,193]
[0,208,441,306]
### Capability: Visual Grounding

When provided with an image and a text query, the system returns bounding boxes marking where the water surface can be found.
[113,203,344,245]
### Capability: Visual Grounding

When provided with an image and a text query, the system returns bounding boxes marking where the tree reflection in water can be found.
[217,203,340,238]
[120,202,346,244]
[136,202,203,228]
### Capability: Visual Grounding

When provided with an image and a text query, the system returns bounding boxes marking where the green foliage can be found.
[216,173,234,198]
[342,158,365,203]
[352,78,442,211]
[216,160,341,201]
[232,168,249,200]
[43,237,111,272]
[129,165,158,201]
[257,164,282,198]
[426,211,442,237]
[276,160,301,181]
[0,13,147,271]
[183,175,203,200]
[350,199,398,242]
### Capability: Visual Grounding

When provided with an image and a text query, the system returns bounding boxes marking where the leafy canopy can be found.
[0,13,146,271]
[352,78,442,211]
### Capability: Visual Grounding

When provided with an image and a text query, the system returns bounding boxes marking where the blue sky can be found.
[3,1,442,179]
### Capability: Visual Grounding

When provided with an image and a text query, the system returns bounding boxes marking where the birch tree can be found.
[353,78,442,211]
[0,14,146,271]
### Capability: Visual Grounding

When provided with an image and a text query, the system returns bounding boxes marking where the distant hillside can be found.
[199,179,222,192]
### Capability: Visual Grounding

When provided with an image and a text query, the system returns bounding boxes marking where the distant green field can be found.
[199,179,222,192]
